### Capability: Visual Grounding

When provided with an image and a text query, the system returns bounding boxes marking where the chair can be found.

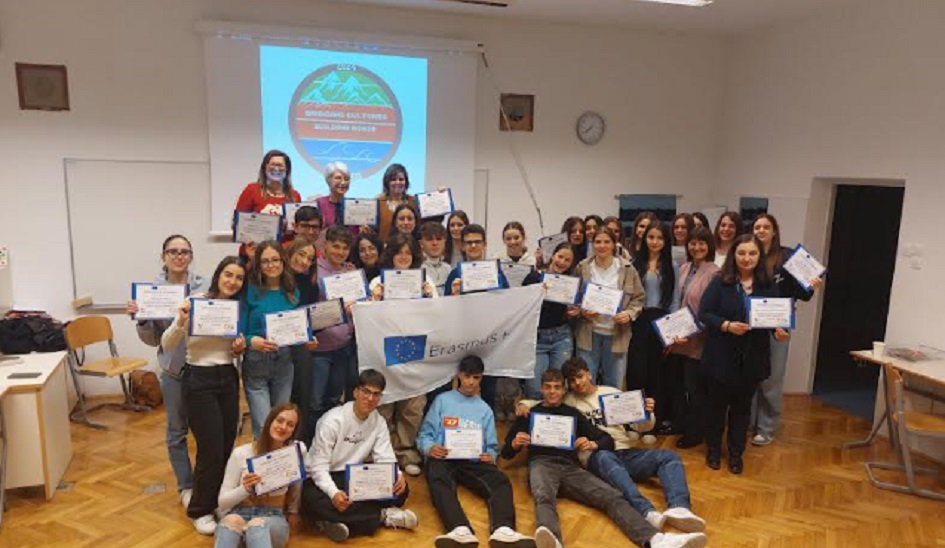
[865,364,945,500]
[65,316,151,429]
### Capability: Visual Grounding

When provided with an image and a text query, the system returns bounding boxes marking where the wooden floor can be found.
[4,396,945,548]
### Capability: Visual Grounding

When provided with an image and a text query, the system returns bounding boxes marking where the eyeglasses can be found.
[260,258,283,266]
[463,240,484,247]
[296,222,322,231]
[359,387,383,399]
[164,249,193,258]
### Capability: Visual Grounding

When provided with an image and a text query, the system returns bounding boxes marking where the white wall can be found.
[0,0,724,394]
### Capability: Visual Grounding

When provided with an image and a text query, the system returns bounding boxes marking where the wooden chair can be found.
[65,316,151,429]
[865,364,945,500]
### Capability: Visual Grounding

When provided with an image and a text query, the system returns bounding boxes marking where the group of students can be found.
[128,149,823,548]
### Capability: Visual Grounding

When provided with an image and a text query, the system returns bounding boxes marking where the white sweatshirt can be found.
[218,442,306,513]
[161,315,237,367]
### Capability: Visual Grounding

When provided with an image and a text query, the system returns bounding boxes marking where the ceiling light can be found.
[635,0,713,7]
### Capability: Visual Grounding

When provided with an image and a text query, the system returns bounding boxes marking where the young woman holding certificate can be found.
[561,216,587,265]
[376,164,418,243]
[492,221,537,267]
[749,213,823,447]
[350,233,383,284]
[215,403,304,548]
[575,228,645,391]
[127,235,208,511]
[286,239,320,443]
[712,211,744,268]
[670,227,720,449]
[161,256,247,535]
[699,234,788,474]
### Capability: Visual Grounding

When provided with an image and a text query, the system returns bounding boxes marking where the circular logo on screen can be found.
[289,64,402,180]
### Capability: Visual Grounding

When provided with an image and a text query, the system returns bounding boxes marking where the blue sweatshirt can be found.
[240,284,300,340]
[417,389,499,462]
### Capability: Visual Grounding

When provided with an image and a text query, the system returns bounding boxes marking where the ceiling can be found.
[327,0,858,34]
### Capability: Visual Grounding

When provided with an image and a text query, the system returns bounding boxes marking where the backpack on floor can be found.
[129,370,163,408]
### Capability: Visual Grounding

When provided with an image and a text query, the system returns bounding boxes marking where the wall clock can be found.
[576,111,605,145]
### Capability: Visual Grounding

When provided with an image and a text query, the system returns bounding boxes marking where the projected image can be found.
[261,46,427,199]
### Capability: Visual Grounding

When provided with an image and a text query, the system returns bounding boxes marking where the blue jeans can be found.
[525,325,574,399]
[310,342,357,427]
[587,448,691,516]
[214,506,289,548]
[160,371,193,492]
[752,334,790,437]
[242,348,294,438]
[577,332,627,390]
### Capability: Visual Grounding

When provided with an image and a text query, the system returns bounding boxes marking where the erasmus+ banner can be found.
[352,285,543,403]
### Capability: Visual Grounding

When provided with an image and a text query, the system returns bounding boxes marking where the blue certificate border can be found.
[263,309,313,347]
[458,260,501,294]
[441,427,483,462]
[344,463,398,501]
[528,413,576,450]
[651,305,702,348]
[282,201,319,231]
[746,297,796,329]
[131,282,189,321]
[787,243,828,291]
[536,233,569,266]
[188,297,241,339]
[599,390,651,426]
[246,440,308,497]
[381,268,426,300]
[580,282,622,316]
[416,188,455,219]
[318,269,370,304]
[341,198,380,228]
[307,298,348,332]
[232,210,283,243]
[540,272,581,305]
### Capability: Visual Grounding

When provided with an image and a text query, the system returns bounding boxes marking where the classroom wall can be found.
[0,0,724,394]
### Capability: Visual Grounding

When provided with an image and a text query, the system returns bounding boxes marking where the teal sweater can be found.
[240,284,300,339]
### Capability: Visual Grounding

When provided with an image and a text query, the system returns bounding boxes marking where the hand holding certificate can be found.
[346,463,396,502]
[747,297,795,329]
[234,211,282,244]
[580,282,623,316]
[342,199,379,227]
[459,261,500,293]
[599,390,649,426]
[529,413,576,449]
[264,309,311,347]
[542,273,581,305]
[381,269,425,300]
[189,298,240,338]
[499,262,532,288]
[246,441,306,496]
[416,189,454,219]
[538,233,569,265]
[320,269,369,305]
[132,283,188,320]
[652,307,701,347]
[307,299,347,331]
[444,428,483,460]
[783,244,827,291]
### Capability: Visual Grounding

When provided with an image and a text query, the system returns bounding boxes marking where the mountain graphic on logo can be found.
[300,70,391,106]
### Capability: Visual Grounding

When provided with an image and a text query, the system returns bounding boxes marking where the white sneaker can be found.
[179,488,192,509]
[404,463,423,476]
[436,525,480,547]
[489,525,537,548]
[642,434,658,445]
[752,433,774,446]
[317,521,350,543]
[191,514,216,536]
[646,510,666,530]
[534,526,562,548]
[649,532,708,548]
[382,507,419,530]
[662,507,706,533]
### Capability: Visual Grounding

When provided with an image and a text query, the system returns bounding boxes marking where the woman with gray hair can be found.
[315,161,360,238]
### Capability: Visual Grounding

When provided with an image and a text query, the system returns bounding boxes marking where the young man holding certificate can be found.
[417,356,536,548]
[502,370,705,548]
[444,224,510,296]
[301,370,419,542]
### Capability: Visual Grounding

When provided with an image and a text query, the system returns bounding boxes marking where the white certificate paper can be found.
[346,463,396,502]
[580,282,623,316]
[652,307,701,347]
[747,297,795,329]
[416,189,454,219]
[381,269,425,300]
[282,201,319,232]
[542,273,581,305]
[599,391,649,426]
[234,211,281,244]
[342,199,379,227]
[264,309,311,346]
[246,441,306,496]
[538,233,569,265]
[189,298,240,338]
[529,413,575,449]
[321,269,369,305]
[671,246,688,266]
[132,283,188,320]
[499,262,532,288]
[307,299,347,331]
[783,244,827,291]
[460,261,501,293]
[444,428,483,460]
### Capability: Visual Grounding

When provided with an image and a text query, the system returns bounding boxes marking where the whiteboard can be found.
[65,159,225,306]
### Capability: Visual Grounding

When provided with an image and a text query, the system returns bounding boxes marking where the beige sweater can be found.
[573,256,645,353]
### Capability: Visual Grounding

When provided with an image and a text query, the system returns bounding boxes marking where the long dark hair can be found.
[381,233,423,269]
[714,211,745,250]
[206,256,246,299]
[390,203,419,238]
[350,233,384,280]
[256,150,296,201]
[720,234,769,285]
[249,241,297,303]
[254,402,301,454]
[381,163,410,198]
[692,212,710,230]
[628,211,660,254]
[754,213,783,278]
[548,242,576,275]
[561,216,585,245]
[445,210,470,261]
[633,223,675,310]
[671,213,694,246]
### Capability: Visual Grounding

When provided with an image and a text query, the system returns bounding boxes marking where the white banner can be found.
[353,285,542,403]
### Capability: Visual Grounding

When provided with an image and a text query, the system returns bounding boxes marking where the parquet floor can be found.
[3,396,945,547]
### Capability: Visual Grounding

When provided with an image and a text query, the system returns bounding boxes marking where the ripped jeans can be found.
[214,506,289,548]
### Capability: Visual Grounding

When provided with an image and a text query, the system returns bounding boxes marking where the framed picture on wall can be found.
[15,63,70,111]
[499,93,534,132]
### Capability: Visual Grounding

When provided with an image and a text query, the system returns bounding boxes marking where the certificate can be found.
[529,413,575,450]
[671,246,688,266]
[342,198,379,227]
[264,309,311,347]
[416,189,454,219]
[538,233,569,265]
[189,298,240,338]
[320,269,369,305]
[444,428,483,460]
[246,441,307,496]
[132,283,188,320]
[747,297,795,329]
[381,268,425,300]
[783,244,827,291]
[580,282,623,316]
[652,306,701,347]
[459,261,501,293]
[542,273,581,305]
[307,299,347,331]
[599,390,649,426]
[499,262,532,288]
[233,211,281,244]
[345,463,396,502]
[282,201,319,232]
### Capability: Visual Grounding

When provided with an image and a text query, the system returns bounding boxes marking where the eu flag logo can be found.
[384,335,427,366]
